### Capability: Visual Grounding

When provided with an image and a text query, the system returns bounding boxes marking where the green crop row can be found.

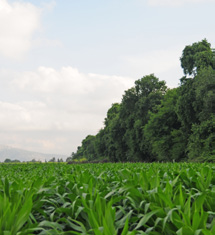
[0,163,215,234]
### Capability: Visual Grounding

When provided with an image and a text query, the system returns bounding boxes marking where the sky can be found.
[0,0,215,160]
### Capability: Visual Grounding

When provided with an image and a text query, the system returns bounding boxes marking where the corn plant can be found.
[0,162,215,234]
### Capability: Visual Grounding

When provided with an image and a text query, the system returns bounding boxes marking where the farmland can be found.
[0,163,215,234]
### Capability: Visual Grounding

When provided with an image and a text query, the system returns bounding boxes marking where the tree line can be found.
[72,39,215,162]
[3,157,65,163]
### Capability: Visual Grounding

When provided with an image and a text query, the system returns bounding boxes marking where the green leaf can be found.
[135,209,161,230]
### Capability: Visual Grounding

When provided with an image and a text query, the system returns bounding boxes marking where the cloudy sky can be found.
[0,0,215,159]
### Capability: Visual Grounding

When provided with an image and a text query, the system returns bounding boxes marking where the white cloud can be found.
[4,67,134,133]
[13,66,95,94]
[148,0,215,7]
[13,66,134,97]
[0,101,47,131]
[0,66,135,154]
[0,0,41,59]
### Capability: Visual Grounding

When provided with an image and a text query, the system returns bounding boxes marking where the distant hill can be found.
[0,145,68,162]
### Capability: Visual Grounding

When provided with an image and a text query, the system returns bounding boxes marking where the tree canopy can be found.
[72,39,215,163]
[180,39,215,76]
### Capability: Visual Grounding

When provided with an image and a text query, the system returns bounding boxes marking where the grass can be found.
[0,162,215,234]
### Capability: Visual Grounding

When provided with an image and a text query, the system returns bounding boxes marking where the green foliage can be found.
[144,88,186,162]
[73,135,97,161]
[1,163,215,234]
[4,159,21,163]
[106,74,167,162]
[180,39,214,76]
[48,157,56,162]
[188,117,215,161]
[66,156,73,162]
[192,67,215,122]
[176,77,197,131]
[180,67,215,162]
[73,39,215,163]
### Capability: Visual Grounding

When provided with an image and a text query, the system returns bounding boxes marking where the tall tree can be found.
[145,88,185,161]
[192,67,215,122]
[176,77,197,132]
[180,39,214,76]
[187,67,215,161]
[119,74,167,161]
[188,117,215,162]
[73,39,215,163]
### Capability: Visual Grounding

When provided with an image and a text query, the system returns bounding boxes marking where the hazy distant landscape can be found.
[0,145,68,162]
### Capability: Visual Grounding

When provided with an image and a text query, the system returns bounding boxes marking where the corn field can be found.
[0,162,215,234]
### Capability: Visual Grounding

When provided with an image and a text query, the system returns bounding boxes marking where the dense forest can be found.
[72,39,215,162]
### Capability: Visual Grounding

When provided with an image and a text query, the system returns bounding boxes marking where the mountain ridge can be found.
[0,145,68,162]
